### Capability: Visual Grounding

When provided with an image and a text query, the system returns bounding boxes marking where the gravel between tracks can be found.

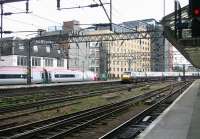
[64,105,149,139]
[0,82,170,128]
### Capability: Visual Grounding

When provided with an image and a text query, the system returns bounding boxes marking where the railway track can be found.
[0,81,121,105]
[0,82,186,139]
[0,81,159,129]
[0,81,156,115]
[0,81,122,98]
[99,82,191,139]
[0,84,128,114]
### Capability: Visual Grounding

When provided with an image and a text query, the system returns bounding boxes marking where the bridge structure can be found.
[161,2,200,69]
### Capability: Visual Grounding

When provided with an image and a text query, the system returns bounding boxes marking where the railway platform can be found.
[138,79,200,139]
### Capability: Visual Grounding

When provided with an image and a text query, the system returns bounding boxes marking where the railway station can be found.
[0,0,200,139]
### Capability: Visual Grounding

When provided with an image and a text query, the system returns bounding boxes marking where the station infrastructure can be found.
[135,1,200,138]
[0,0,200,139]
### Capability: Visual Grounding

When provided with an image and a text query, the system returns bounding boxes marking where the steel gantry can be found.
[31,30,163,44]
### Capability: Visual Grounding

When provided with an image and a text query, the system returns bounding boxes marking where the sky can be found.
[2,0,188,38]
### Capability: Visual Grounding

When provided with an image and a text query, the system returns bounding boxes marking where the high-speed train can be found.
[0,66,97,85]
[121,71,200,83]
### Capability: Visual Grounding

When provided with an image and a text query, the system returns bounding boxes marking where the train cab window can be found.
[123,72,131,75]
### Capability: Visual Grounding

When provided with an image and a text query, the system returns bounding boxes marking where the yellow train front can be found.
[121,72,134,83]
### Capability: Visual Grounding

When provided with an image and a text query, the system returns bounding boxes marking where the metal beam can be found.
[31,30,163,44]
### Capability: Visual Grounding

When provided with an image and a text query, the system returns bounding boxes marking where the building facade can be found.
[93,21,151,79]
[0,20,161,80]
[0,37,68,69]
[173,47,192,71]
[48,20,151,79]
[142,19,165,71]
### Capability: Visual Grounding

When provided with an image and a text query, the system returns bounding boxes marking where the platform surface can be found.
[138,80,200,139]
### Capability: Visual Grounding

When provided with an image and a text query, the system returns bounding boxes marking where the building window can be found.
[96,60,100,65]
[90,67,95,72]
[96,52,100,57]
[91,59,95,65]
[46,46,51,53]
[90,42,99,48]
[32,57,41,66]
[96,67,99,73]
[33,45,38,52]
[74,60,78,65]
[17,56,27,66]
[57,49,61,54]
[57,59,64,67]
[44,58,53,67]
[18,44,24,50]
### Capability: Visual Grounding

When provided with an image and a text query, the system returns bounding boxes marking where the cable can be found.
[4,16,43,28]
[30,14,62,25]
[59,3,110,10]
[5,5,62,25]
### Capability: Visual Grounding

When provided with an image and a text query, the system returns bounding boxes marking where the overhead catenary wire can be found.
[59,3,110,10]
[5,5,62,25]
[3,0,137,35]
[4,16,44,29]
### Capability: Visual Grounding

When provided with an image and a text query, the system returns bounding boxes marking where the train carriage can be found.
[0,66,97,85]
[121,71,200,83]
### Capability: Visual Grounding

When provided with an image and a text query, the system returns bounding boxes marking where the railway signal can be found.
[189,0,200,37]
[190,0,200,17]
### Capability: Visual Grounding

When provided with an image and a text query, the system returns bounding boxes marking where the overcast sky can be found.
[3,0,188,38]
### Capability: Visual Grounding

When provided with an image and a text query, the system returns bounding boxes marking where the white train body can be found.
[121,71,200,83]
[0,66,97,85]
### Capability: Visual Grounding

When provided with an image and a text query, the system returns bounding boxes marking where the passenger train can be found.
[0,66,97,85]
[121,71,200,83]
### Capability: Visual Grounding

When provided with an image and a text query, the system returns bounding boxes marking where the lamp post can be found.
[163,0,166,17]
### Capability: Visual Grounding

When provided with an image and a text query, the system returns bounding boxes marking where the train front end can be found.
[121,72,133,83]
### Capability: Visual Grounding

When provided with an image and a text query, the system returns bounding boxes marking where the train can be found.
[0,66,97,85]
[121,71,200,83]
